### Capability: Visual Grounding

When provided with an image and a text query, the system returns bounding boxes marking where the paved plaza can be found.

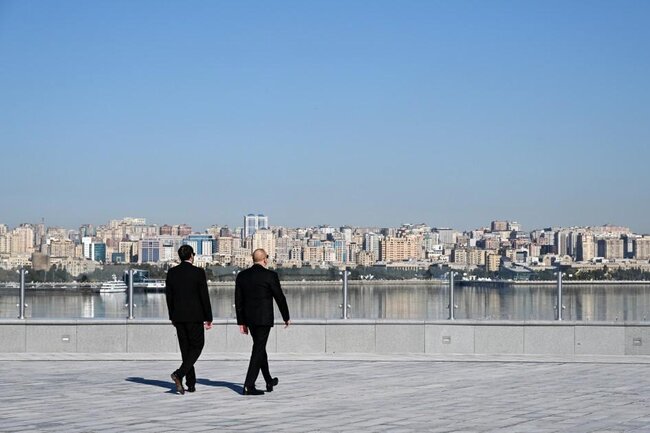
[1,354,650,432]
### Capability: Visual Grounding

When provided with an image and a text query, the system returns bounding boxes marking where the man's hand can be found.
[239,325,249,335]
[284,320,291,329]
[204,321,212,330]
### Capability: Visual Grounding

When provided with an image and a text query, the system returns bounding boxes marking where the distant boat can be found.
[134,279,166,289]
[99,275,127,293]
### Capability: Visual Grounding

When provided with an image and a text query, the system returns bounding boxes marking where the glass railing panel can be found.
[2,280,650,321]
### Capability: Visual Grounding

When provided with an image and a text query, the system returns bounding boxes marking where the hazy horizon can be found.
[0,214,646,236]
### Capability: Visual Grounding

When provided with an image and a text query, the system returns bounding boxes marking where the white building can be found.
[244,214,269,238]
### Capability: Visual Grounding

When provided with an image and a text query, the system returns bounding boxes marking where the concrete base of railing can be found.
[1,319,649,356]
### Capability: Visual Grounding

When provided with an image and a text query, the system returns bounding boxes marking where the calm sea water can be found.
[1,282,650,321]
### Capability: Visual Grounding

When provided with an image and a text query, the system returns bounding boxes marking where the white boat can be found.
[99,275,127,293]
[134,279,166,289]
[144,280,166,289]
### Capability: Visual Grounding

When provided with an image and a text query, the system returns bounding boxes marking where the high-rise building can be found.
[79,224,95,238]
[622,235,638,259]
[567,231,582,257]
[597,238,624,260]
[118,241,138,263]
[633,237,650,260]
[555,230,569,256]
[10,225,35,255]
[49,239,76,257]
[35,222,46,248]
[363,233,381,254]
[356,251,375,267]
[178,224,192,237]
[380,236,420,262]
[452,248,468,264]
[90,242,107,263]
[139,238,160,263]
[486,253,501,272]
[159,236,183,262]
[183,234,215,256]
[216,236,234,256]
[0,233,10,254]
[334,239,348,263]
[491,221,509,232]
[82,236,93,259]
[468,248,486,266]
[258,215,269,230]
[435,228,457,245]
[252,229,276,260]
[244,214,269,238]
[160,225,173,235]
[577,233,595,262]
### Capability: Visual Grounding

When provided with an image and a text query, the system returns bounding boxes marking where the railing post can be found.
[18,268,27,319]
[341,267,350,319]
[127,269,135,319]
[556,271,563,321]
[448,271,456,320]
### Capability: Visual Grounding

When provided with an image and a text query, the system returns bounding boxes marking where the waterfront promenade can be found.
[1,353,650,432]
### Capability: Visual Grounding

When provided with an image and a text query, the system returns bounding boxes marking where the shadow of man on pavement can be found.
[196,378,242,394]
[125,377,177,394]
[126,376,242,394]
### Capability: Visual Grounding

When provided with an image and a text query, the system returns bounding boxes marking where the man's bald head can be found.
[252,249,268,264]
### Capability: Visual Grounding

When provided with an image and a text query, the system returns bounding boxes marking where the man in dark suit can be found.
[165,245,213,395]
[235,248,290,395]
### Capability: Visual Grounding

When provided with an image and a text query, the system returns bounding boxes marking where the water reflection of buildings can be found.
[82,295,94,318]
[98,292,127,319]
[2,283,650,320]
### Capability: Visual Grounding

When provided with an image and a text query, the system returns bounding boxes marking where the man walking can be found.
[165,245,213,395]
[235,248,290,395]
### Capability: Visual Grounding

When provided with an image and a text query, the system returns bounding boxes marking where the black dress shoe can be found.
[243,386,264,396]
[170,373,185,395]
[266,377,279,392]
[186,386,196,393]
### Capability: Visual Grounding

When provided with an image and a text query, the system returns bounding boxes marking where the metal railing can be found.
[17,268,27,319]
[127,269,135,320]
[448,272,457,320]
[340,268,351,319]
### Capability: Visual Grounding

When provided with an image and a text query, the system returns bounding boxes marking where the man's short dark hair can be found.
[178,245,194,261]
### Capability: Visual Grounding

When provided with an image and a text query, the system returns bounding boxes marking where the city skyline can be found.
[1,214,648,236]
[3,214,650,278]
[2,2,649,232]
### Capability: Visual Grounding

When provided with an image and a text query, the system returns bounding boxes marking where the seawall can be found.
[1,319,649,356]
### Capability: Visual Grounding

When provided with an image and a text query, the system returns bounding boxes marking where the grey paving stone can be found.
[1,358,650,432]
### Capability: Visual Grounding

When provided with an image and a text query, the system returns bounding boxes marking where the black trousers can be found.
[244,325,273,388]
[174,322,205,387]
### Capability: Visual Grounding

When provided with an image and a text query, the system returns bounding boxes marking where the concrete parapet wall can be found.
[2,319,650,356]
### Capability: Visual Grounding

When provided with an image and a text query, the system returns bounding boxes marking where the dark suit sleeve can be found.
[165,271,174,321]
[199,268,212,322]
[235,273,245,325]
[270,272,290,323]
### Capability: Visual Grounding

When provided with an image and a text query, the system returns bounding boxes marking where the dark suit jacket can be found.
[165,261,213,323]
[235,264,290,327]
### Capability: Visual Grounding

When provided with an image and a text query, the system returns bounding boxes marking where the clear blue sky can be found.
[1,1,649,233]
